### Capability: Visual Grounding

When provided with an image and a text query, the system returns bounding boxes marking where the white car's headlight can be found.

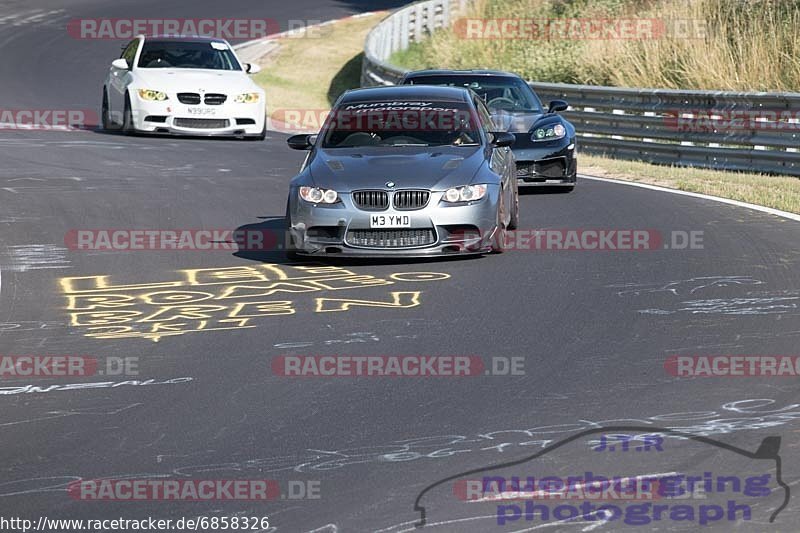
[137,89,168,101]
[442,184,488,203]
[234,93,261,104]
[299,187,338,204]
[532,123,566,141]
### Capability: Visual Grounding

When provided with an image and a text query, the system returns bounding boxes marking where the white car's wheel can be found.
[101,89,115,130]
[244,121,266,141]
[121,93,135,135]
[255,122,267,140]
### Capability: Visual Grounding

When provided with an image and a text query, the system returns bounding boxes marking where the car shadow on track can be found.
[519,185,575,195]
[232,217,484,267]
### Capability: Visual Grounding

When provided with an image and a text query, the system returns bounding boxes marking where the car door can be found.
[109,39,138,119]
[475,97,514,219]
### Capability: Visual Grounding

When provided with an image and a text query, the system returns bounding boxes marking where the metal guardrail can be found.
[361,1,800,176]
[361,0,468,87]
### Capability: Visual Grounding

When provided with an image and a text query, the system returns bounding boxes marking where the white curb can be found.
[579,173,800,223]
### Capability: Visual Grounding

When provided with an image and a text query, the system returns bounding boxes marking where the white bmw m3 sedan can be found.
[102,35,267,139]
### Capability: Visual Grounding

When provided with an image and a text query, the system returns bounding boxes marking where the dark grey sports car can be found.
[285,85,519,257]
[401,69,577,191]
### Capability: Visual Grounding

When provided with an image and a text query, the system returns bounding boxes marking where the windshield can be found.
[137,40,241,70]
[406,76,543,113]
[321,101,482,148]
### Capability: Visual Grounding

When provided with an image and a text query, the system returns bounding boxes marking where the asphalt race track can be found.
[1,1,800,532]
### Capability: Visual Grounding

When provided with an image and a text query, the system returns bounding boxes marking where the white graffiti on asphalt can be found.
[0,377,193,395]
[608,276,765,297]
[1,398,796,498]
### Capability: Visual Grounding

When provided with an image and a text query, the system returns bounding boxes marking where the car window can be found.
[137,40,241,70]
[473,98,494,135]
[405,75,543,113]
[321,101,482,149]
[120,40,138,68]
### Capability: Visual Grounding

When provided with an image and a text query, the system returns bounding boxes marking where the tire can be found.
[508,187,520,230]
[255,122,266,140]
[560,162,577,193]
[284,199,300,261]
[242,124,266,141]
[121,93,134,135]
[491,189,507,254]
[101,89,114,130]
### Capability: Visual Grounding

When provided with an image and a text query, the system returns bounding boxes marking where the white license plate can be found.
[187,107,217,116]
[370,214,411,228]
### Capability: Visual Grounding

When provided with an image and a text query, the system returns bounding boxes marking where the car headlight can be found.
[235,93,261,104]
[299,187,338,204]
[137,89,168,101]
[532,123,566,141]
[442,184,488,203]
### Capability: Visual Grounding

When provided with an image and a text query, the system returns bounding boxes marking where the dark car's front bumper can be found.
[512,135,577,186]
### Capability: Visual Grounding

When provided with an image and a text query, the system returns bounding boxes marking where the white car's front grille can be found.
[176,93,227,105]
[174,118,230,129]
[177,93,201,105]
[204,93,227,105]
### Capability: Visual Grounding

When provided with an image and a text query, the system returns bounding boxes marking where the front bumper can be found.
[513,137,577,186]
[131,97,266,136]
[287,188,500,257]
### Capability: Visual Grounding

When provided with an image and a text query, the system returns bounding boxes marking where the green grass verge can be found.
[253,13,385,119]
[581,154,800,214]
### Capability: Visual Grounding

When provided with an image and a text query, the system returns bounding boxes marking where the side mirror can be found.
[111,58,130,70]
[490,132,515,148]
[548,99,568,113]
[287,134,315,150]
[245,63,261,74]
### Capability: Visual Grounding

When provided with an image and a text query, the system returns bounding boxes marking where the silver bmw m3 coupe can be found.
[285,85,519,257]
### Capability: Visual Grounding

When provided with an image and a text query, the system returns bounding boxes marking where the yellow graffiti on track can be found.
[60,265,450,342]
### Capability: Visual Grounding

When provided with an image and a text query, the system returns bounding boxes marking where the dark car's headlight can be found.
[299,187,339,204]
[442,184,488,203]
[532,123,566,141]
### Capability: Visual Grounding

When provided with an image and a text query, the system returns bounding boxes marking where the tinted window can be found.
[137,40,241,70]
